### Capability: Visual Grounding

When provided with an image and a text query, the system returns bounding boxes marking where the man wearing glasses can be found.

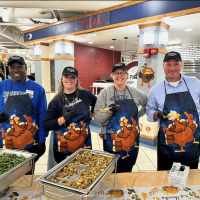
[146,51,200,170]
[94,62,148,173]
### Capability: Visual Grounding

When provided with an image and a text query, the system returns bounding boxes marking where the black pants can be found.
[157,154,199,171]
[103,139,134,173]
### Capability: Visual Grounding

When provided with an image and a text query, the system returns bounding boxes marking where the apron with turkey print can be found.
[159,78,200,162]
[54,98,92,163]
[106,86,140,169]
[0,81,39,152]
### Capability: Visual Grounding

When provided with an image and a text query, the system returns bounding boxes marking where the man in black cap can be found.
[0,56,48,170]
[146,51,200,170]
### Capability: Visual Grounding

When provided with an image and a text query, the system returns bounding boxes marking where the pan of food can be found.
[35,149,120,200]
[0,148,37,193]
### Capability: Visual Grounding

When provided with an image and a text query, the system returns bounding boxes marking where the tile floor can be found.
[34,122,200,174]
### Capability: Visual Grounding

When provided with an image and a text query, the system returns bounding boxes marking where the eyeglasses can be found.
[113,72,127,77]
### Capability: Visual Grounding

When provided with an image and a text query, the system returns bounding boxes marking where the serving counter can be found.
[1,170,200,200]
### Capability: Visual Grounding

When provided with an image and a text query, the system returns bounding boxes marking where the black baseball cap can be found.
[112,62,127,72]
[163,51,182,62]
[7,56,26,66]
[62,66,78,78]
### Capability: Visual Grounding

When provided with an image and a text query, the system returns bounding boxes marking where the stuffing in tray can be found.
[51,151,113,189]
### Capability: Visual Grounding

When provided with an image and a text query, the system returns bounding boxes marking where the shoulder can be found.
[79,89,92,95]
[98,85,114,96]
[27,80,45,93]
[182,75,200,84]
[79,89,96,100]
[149,80,165,94]
[48,97,61,108]
[0,79,10,89]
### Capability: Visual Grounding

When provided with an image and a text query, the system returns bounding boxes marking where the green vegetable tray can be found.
[0,148,37,193]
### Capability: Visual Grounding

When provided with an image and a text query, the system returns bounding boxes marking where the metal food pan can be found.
[36,160,114,200]
[0,148,37,192]
[37,149,119,194]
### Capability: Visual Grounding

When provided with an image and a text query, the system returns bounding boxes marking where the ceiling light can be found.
[88,42,93,44]
[15,49,19,54]
[2,8,9,22]
[66,35,74,39]
[185,29,193,32]
[110,46,114,48]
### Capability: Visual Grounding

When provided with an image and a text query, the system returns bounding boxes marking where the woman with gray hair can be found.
[94,63,148,173]
[43,66,96,166]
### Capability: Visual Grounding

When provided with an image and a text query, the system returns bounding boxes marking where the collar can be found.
[164,74,183,86]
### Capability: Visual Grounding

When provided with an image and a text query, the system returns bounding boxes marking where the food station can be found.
[1,1,200,200]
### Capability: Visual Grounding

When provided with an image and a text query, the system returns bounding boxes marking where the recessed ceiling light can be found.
[88,42,93,44]
[185,29,193,32]
[110,46,114,48]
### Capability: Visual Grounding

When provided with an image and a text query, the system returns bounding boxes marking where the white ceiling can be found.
[0,1,127,11]
[0,1,200,57]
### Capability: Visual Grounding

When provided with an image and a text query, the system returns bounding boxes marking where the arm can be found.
[90,92,97,113]
[43,98,64,131]
[146,89,159,122]
[137,89,148,118]
[37,88,49,143]
[94,89,112,124]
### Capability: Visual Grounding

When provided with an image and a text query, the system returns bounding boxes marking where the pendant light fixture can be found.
[124,37,128,63]
[111,39,116,65]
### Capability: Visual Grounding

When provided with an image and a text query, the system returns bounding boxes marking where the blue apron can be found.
[106,86,140,170]
[159,78,200,162]
[53,97,92,163]
[0,80,39,152]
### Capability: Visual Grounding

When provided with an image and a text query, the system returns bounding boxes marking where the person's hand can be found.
[157,111,168,122]
[62,106,74,122]
[33,142,46,162]
[0,112,6,123]
[108,104,120,112]
[99,133,105,139]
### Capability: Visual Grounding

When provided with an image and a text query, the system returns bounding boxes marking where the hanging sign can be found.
[75,12,110,31]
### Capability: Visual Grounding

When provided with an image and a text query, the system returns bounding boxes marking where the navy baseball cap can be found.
[112,62,127,72]
[163,51,182,62]
[62,66,78,78]
[7,56,26,66]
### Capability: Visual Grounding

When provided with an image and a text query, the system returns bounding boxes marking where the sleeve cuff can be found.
[39,135,47,143]
[147,111,159,122]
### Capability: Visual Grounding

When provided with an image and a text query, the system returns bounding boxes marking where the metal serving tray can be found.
[0,148,37,193]
[36,149,120,196]
[36,165,111,200]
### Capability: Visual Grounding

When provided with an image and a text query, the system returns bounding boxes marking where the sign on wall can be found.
[50,60,55,92]
[75,12,110,31]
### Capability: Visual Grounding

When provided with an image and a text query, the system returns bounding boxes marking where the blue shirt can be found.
[0,79,48,142]
[146,75,200,122]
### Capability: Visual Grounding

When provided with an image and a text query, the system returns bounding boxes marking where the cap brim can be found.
[112,66,127,72]
[164,57,181,62]
[62,72,77,78]
[8,60,25,66]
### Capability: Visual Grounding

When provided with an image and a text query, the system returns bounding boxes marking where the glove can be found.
[0,112,6,123]
[108,104,120,112]
[62,106,74,122]
[33,142,46,162]
[157,111,168,122]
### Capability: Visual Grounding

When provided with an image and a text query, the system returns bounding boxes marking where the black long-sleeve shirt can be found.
[43,89,97,131]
